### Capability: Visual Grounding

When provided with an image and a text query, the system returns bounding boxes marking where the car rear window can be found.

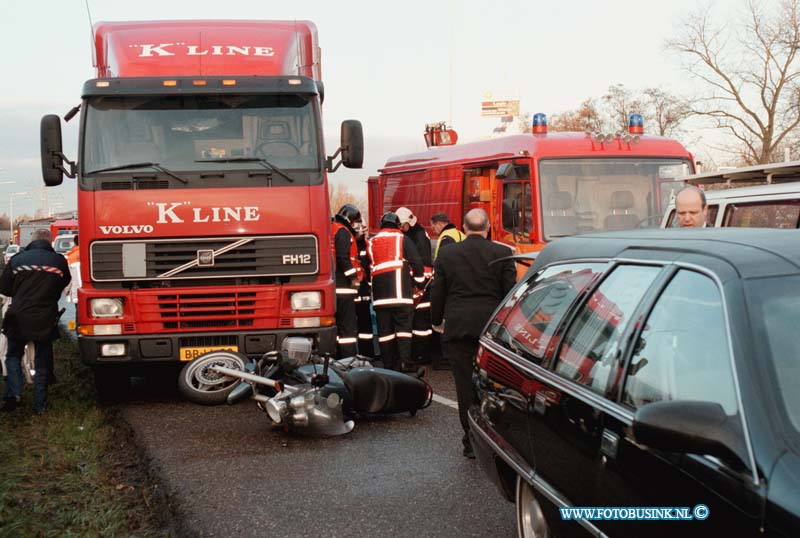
[745,275,800,435]
[486,263,606,365]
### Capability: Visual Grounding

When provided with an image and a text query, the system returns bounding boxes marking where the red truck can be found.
[370,115,694,259]
[50,219,78,238]
[40,20,362,397]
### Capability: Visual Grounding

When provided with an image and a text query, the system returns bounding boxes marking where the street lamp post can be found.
[9,192,29,243]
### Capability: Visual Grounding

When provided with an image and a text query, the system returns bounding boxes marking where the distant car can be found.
[3,244,22,265]
[471,228,800,537]
[52,234,76,256]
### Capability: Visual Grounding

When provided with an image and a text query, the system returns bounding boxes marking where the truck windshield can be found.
[82,93,321,182]
[539,158,692,239]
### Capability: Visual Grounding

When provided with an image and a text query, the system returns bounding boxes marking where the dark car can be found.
[470,228,800,537]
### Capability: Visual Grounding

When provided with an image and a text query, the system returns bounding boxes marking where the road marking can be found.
[432,394,459,410]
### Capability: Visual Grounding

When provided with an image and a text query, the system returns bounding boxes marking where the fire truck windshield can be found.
[82,93,322,184]
[539,158,692,239]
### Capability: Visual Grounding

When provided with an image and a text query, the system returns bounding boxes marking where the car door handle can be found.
[601,428,619,460]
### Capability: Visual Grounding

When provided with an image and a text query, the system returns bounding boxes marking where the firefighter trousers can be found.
[355,296,376,358]
[375,304,413,371]
[411,288,432,363]
[335,293,358,359]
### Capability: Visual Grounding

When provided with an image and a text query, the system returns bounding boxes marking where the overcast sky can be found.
[0,0,751,216]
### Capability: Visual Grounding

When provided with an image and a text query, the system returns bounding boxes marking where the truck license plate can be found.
[179,346,238,361]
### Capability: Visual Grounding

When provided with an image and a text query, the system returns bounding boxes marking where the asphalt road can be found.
[121,368,516,538]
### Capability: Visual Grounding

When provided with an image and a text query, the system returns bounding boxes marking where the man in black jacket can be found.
[396,207,433,371]
[1,229,70,413]
[431,209,516,458]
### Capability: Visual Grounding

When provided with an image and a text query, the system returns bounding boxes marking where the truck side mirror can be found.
[326,119,364,172]
[40,114,76,186]
[340,120,364,169]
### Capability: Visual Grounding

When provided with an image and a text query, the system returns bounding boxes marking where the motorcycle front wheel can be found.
[178,350,249,405]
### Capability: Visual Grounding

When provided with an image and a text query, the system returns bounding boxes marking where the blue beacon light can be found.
[629,113,644,134]
[532,112,547,134]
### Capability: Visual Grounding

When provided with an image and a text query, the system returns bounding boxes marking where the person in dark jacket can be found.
[367,212,424,371]
[1,229,70,413]
[331,204,364,360]
[354,231,376,358]
[395,207,433,370]
[431,209,516,458]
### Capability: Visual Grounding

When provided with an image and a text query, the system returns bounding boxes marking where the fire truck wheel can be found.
[94,366,131,403]
[178,351,249,405]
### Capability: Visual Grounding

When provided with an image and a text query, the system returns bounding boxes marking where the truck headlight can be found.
[290,291,321,311]
[90,298,123,318]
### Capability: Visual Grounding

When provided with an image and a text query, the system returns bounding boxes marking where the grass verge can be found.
[0,334,175,538]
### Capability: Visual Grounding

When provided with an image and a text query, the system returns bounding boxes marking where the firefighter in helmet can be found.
[354,226,375,358]
[395,207,434,369]
[331,204,364,360]
[367,212,424,371]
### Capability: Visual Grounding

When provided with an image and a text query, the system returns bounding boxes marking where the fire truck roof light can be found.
[96,81,110,88]
[532,112,547,134]
[629,113,644,134]
[192,80,207,86]
[288,78,302,85]
[222,79,237,86]
[163,80,178,87]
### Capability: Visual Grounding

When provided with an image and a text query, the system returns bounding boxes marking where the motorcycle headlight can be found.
[290,291,321,311]
[90,298,123,318]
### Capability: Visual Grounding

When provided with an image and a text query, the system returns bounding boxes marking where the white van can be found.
[662,161,800,229]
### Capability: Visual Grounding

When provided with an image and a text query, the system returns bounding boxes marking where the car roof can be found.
[531,228,800,280]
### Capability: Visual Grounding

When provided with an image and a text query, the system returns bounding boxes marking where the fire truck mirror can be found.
[496,163,530,181]
[341,120,364,169]
[41,114,65,186]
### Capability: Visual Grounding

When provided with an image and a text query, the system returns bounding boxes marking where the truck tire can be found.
[94,366,131,403]
[178,351,248,405]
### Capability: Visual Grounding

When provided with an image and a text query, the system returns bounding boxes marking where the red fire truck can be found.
[40,20,363,396]
[369,115,694,257]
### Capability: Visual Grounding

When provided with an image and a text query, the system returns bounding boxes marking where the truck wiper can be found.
[85,162,188,184]
[195,157,295,183]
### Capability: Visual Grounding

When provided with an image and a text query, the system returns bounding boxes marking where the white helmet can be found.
[395,207,417,227]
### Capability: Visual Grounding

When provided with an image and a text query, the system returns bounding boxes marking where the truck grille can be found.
[137,289,278,331]
[90,235,318,282]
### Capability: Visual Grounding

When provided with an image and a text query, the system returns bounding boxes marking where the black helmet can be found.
[380,211,401,229]
[336,204,362,225]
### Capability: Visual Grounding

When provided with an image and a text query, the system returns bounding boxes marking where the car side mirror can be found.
[632,400,748,469]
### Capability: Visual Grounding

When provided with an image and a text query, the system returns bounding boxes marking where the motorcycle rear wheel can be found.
[178,351,249,405]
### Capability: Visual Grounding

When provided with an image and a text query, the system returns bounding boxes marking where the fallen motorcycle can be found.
[178,337,433,436]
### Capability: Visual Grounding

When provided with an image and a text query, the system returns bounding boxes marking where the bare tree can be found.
[668,0,800,164]
[550,99,603,132]
[329,182,367,220]
[641,87,694,137]
[603,84,644,132]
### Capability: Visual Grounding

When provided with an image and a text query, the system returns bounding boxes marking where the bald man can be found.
[430,208,516,458]
[675,186,708,228]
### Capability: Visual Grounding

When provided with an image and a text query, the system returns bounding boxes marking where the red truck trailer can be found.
[40,20,363,397]
[370,116,693,258]
[50,219,78,238]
